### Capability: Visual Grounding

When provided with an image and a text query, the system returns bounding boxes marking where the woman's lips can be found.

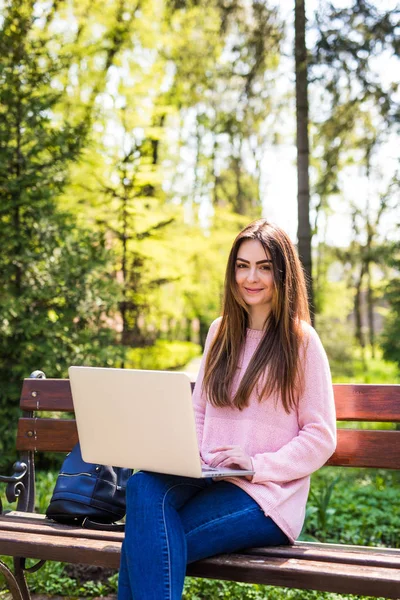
[244,287,263,293]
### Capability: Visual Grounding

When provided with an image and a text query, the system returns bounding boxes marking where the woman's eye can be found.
[236,263,246,268]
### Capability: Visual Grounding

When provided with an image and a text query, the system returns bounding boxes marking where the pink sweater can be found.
[192,317,337,543]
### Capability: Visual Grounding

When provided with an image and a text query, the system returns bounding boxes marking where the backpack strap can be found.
[81,517,125,532]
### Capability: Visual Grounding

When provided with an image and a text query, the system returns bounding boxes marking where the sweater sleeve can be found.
[251,326,337,484]
[192,317,221,457]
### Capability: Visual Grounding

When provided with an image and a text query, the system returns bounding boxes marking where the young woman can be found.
[118,219,336,600]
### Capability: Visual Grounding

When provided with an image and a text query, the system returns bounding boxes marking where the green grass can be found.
[182,580,390,599]
[332,347,400,384]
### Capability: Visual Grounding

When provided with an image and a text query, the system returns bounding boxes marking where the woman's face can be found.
[235,239,275,311]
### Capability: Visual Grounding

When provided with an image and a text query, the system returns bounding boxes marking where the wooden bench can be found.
[1,373,400,600]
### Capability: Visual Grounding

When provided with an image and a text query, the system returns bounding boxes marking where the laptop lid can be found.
[69,366,205,478]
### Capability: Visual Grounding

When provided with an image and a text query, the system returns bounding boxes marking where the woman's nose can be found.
[247,267,259,282]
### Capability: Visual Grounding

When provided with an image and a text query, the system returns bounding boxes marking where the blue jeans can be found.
[118,471,289,600]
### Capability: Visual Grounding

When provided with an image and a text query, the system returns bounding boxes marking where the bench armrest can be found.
[0,461,28,513]
[0,371,46,515]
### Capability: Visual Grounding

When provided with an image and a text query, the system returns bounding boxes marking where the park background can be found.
[0,0,399,598]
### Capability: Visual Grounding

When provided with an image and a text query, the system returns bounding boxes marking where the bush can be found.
[182,579,388,600]
[315,315,355,379]
[304,468,400,548]
[125,340,201,371]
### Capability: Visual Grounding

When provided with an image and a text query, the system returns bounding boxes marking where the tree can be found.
[164,0,282,220]
[85,119,178,348]
[381,241,400,371]
[295,0,314,320]
[0,0,129,466]
[60,0,284,348]
[309,0,399,341]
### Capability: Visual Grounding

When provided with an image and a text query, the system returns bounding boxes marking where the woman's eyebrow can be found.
[236,258,273,264]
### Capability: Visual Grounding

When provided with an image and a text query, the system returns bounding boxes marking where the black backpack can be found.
[46,443,132,531]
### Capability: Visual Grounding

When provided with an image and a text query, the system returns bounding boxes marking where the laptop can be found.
[68,366,254,479]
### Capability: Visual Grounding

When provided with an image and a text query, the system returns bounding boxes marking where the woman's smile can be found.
[244,287,264,294]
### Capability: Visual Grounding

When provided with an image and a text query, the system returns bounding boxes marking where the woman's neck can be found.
[248,306,271,331]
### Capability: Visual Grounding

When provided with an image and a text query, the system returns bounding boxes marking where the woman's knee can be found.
[126,471,205,514]
[126,471,161,506]
[126,471,180,505]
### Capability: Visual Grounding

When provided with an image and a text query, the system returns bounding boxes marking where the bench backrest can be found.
[17,379,400,469]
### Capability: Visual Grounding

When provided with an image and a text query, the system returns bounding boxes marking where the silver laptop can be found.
[68,366,254,479]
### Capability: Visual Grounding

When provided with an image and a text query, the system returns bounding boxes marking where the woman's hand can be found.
[209,445,253,480]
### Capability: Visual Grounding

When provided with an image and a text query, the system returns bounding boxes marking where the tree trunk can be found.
[354,262,367,372]
[13,86,23,296]
[192,114,202,216]
[211,132,220,207]
[120,174,129,354]
[366,261,375,358]
[294,0,314,323]
[233,155,245,215]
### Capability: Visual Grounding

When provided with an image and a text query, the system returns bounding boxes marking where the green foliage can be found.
[0,557,116,598]
[126,340,201,371]
[381,244,400,371]
[163,0,282,218]
[174,211,250,343]
[349,348,400,384]
[32,471,59,514]
[305,476,341,541]
[311,1,399,348]
[331,347,399,385]
[315,282,399,383]
[0,212,122,468]
[316,314,355,379]
[0,0,124,468]
[304,468,400,549]
[182,579,388,600]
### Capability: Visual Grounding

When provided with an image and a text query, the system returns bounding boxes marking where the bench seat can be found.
[1,512,399,598]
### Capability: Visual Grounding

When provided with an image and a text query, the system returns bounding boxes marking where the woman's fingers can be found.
[209,445,253,471]
[210,450,249,469]
[209,450,237,467]
[214,457,240,468]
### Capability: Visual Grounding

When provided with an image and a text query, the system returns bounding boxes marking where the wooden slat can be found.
[0,529,121,569]
[20,380,400,423]
[16,418,78,452]
[293,540,400,557]
[187,553,400,598]
[0,529,399,598]
[6,513,399,566]
[20,379,196,412]
[0,514,124,542]
[244,543,400,569]
[2,515,399,571]
[21,379,73,411]
[327,429,400,469]
[16,418,400,469]
[333,384,400,422]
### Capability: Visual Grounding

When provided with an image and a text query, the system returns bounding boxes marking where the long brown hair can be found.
[203,219,310,413]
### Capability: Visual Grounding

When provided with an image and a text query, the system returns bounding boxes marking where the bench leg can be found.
[13,558,31,600]
[0,559,24,600]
